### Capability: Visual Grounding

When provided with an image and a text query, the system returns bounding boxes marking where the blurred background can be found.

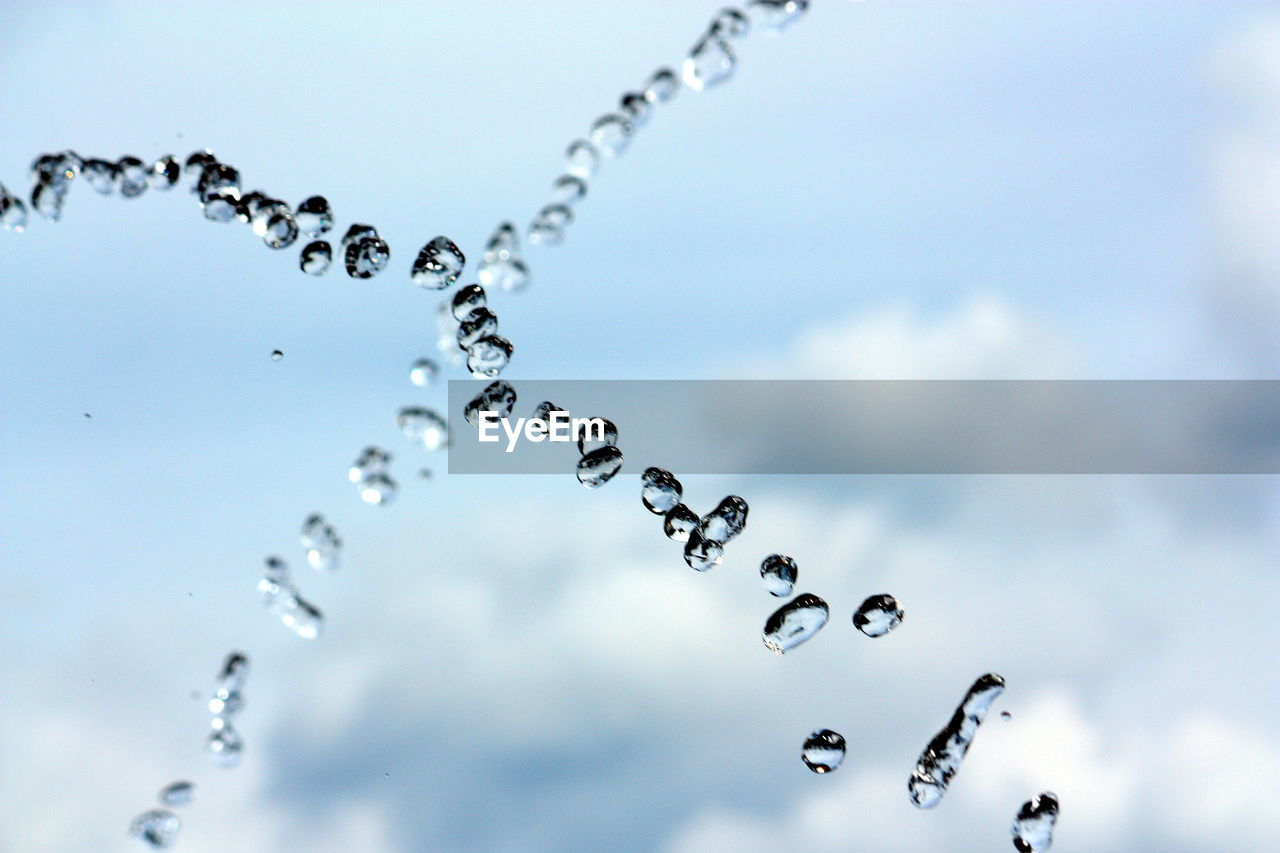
[2,1,1279,851]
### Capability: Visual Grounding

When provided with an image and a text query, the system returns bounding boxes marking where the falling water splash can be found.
[908,673,1006,808]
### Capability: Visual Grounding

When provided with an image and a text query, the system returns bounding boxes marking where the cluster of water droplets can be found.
[205,652,249,768]
[1011,791,1060,852]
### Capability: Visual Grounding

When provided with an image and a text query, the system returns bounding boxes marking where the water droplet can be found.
[203,191,241,223]
[196,163,240,203]
[263,210,300,249]
[699,495,748,544]
[565,139,600,178]
[1001,711,1012,721]
[464,381,517,426]
[341,223,378,250]
[619,92,651,127]
[345,235,390,277]
[746,0,809,33]
[577,445,625,488]
[358,472,398,506]
[551,174,588,205]
[643,67,680,103]
[157,781,195,807]
[801,729,846,774]
[0,189,28,232]
[853,594,904,638]
[576,418,618,455]
[149,155,180,190]
[457,308,499,350]
[236,191,268,223]
[295,195,333,236]
[760,554,797,597]
[116,156,149,198]
[589,114,634,157]
[349,446,392,483]
[528,216,564,246]
[478,256,530,292]
[129,809,180,849]
[278,591,324,638]
[710,7,752,38]
[419,468,432,478]
[466,335,514,378]
[533,401,567,421]
[250,199,288,236]
[82,158,118,194]
[300,513,342,571]
[908,673,1006,808]
[217,651,250,693]
[31,179,66,222]
[451,284,487,320]
[1011,792,1059,852]
[396,406,449,451]
[641,467,682,514]
[762,593,830,654]
[271,349,283,361]
[484,221,519,260]
[205,723,244,767]
[183,149,216,183]
[683,35,736,91]
[299,240,332,275]
[409,357,439,387]
[663,504,699,542]
[412,236,465,289]
[684,530,724,571]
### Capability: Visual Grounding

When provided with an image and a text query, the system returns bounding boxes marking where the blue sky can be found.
[2,2,1279,851]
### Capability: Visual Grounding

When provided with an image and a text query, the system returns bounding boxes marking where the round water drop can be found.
[683,35,735,91]
[762,593,830,654]
[116,156,149,198]
[295,195,333,236]
[250,200,288,236]
[341,223,378,249]
[0,192,28,232]
[464,380,517,426]
[202,191,240,222]
[747,0,809,33]
[412,235,466,289]
[684,530,724,571]
[619,92,651,127]
[206,723,244,767]
[300,513,342,571]
[149,155,180,190]
[157,781,195,807]
[533,401,566,421]
[551,174,587,205]
[760,554,797,597]
[183,149,215,182]
[409,357,439,387]
[457,308,499,350]
[577,445,624,489]
[853,594,904,638]
[263,210,299,249]
[589,114,634,158]
[396,406,449,451]
[663,504,699,542]
[129,809,180,849]
[1001,711,1012,721]
[700,495,748,543]
[577,418,618,455]
[466,334,513,378]
[345,235,390,278]
[801,729,846,774]
[197,163,240,201]
[451,284,487,319]
[1011,792,1059,852]
[641,467,682,514]
[643,67,679,103]
[359,472,398,505]
[271,349,283,361]
[82,158,117,194]
[565,139,599,178]
[299,240,332,275]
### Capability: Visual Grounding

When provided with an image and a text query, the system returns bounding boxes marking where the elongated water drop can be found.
[396,407,448,451]
[577,445,625,488]
[1011,792,1060,852]
[909,673,1006,808]
[589,114,634,158]
[763,593,829,654]
[683,35,735,91]
[663,504,699,542]
[464,381,517,426]
[641,467,682,514]
[466,335,513,378]
[300,514,342,571]
[299,240,332,275]
[801,729,846,774]
[565,139,599,178]
[409,357,439,387]
[129,809,180,849]
[157,781,195,807]
[700,496,748,543]
[853,594,904,637]
[412,236,465,289]
[295,195,333,236]
[760,554,797,597]
[684,530,724,571]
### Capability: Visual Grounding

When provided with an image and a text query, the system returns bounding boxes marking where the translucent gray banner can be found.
[446,380,1280,474]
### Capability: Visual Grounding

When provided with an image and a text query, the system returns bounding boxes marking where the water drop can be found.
[801,729,846,774]
[533,401,567,421]
[528,215,563,247]
[663,504,699,542]
[196,162,240,202]
[409,357,439,387]
[853,594,904,638]
[295,195,333,236]
[419,468,433,479]
[341,223,378,249]
[129,809,180,849]
[205,723,244,767]
[204,191,241,222]
[709,7,752,38]
[762,593,829,654]
[278,591,324,639]
[478,256,530,292]
[464,381,517,426]
[746,0,809,33]
[908,673,1006,808]
[683,35,735,91]
[1001,711,1012,721]
[484,221,519,261]
[271,349,283,361]
[82,158,118,194]
[641,467,682,514]
[1011,792,1060,852]
[263,210,300,249]
[395,406,449,451]
[699,495,748,543]
[466,335,514,378]
[300,513,342,571]
[183,149,216,183]
[451,284,487,319]
[565,139,599,178]
[577,445,625,488]
[299,240,332,275]
[345,235,390,278]
[619,92,651,127]
[31,178,66,222]
[643,67,679,103]
[250,199,288,236]
[0,190,28,232]
[551,174,588,205]
[348,446,392,483]
[116,156,149,198]
[412,235,465,289]
[457,308,499,350]
[358,472,398,506]
[216,651,250,693]
[760,554,797,597]
[149,155,180,190]
[684,530,724,571]
[576,418,618,455]
[589,114,634,157]
[157,781,195,807]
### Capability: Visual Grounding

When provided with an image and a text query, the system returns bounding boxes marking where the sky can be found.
[2,1,1279,852]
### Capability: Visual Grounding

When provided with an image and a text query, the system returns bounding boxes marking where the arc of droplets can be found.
[908,673,1007,808]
